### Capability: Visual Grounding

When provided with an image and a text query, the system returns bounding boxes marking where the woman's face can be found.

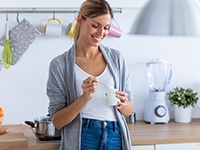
[78,13,112,47]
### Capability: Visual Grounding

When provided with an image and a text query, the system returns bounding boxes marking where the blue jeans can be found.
[81,118,122,150]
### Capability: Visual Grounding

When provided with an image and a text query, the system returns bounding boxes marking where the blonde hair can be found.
[74,0,113,43]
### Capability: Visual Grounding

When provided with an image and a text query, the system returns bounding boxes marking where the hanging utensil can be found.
[2,13,12,69]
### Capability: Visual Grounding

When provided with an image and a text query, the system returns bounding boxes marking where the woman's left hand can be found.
[115,91,128,109]
[114,91,133,117]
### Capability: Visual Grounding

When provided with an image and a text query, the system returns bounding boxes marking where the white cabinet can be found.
[156,143,200,150]
[132,145,154,150]
[132,143,200,150]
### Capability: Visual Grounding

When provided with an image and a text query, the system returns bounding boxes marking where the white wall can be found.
[0,0,146,8]
[1,0,200,124]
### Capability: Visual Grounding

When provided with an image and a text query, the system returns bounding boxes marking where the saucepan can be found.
[25,115,61,137]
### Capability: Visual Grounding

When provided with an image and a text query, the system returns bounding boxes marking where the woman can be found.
[47,0,133,149]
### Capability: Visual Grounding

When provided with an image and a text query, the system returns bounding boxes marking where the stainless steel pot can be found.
[126,112,136,123]
[25,115,61,137]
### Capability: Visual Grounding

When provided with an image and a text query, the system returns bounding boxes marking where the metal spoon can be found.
[99,82,114,89]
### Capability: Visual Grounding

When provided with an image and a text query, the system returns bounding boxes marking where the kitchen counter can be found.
[22,125,60,150]
[129,118,200,145]
[0,124,60,150]
[1,119,200,149]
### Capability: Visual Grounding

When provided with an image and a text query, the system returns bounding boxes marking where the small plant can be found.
[167,87,199,109]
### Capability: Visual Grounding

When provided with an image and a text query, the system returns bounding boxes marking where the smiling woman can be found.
[47,0,133,150]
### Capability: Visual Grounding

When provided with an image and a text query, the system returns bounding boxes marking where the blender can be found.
[144,58,172,124]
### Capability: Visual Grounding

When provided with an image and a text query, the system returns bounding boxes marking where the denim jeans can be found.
[81,118,122,150]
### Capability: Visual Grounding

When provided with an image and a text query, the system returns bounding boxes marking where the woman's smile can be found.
[92,35,102,43]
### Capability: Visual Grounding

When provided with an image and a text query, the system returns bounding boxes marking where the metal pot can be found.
[126,112,136,124]
[25,115,61,137]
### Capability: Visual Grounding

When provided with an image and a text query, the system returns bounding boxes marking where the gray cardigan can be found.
[47,44,133,150]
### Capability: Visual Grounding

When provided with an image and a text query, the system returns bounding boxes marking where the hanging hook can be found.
[74,11,78,20]
[6,11,8,21]
[72,11,78,23]
[31,8,36,14]
[53,11,55,20]
[112,18,121,29]
[16,11,20,23]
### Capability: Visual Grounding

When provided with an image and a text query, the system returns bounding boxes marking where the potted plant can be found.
[167,87,199,123]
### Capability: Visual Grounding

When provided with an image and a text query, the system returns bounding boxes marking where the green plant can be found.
[167,87,199,109]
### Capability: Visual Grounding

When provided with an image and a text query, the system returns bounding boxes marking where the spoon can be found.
[99,82,114,89]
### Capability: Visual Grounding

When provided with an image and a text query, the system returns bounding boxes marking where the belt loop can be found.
[86,118,90,129]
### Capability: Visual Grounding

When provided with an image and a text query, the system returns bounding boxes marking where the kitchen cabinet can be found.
[132,145,154,150]
[133,143,200,150]
[156,143,200,150]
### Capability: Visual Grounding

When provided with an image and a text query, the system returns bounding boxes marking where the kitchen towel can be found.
[0,19,41,65]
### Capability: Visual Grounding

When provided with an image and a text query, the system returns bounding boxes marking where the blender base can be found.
[144,92,170,124]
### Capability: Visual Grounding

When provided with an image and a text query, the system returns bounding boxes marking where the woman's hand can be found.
[81,76,99,100]
[115,91,128,109]
[115,91,133,117]
[53,76,99,129]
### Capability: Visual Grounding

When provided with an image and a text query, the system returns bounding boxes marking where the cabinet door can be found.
[156,143,200,150]
[132,145,154,150]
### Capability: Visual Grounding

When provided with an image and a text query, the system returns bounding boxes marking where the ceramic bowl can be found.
[0,116,3,127]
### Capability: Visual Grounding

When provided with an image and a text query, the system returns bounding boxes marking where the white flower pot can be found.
[173,105,192,123]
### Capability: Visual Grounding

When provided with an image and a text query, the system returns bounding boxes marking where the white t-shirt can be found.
[75,64,117,121]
